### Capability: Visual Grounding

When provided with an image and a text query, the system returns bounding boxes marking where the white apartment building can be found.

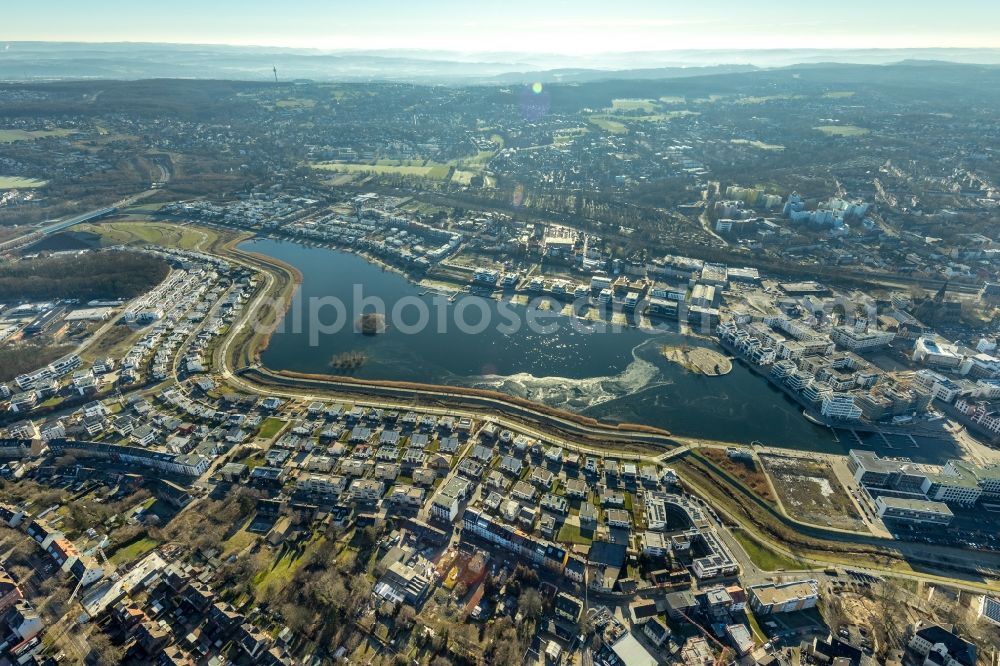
[821,393,862,420]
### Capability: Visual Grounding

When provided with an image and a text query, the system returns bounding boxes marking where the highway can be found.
[0,189,158,254]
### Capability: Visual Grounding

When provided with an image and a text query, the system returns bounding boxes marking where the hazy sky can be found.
[4,0,1000,53]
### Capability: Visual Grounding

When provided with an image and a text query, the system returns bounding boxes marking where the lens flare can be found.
[531,82,543,94]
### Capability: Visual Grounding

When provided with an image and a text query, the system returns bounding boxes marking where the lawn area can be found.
[311,160,454,180]
[731,139,785,152]
[732,530,806,571]
[258,417,287,439]
[822,91,856,99]
[126,202,165,212]
[254,536,326,599]
[0,128,75,143]
[451,169,478,185]
[80,324,140,364]
[109,537,160,565]
[737,94,805,104]
[553,127,589,146]
[222,524,258,556]
[814,124,869,137]
[426,165,452,179]
[457,150,495,168]
[242,453,265,470]
[610,98,658,112]
[745,607,767,641]
[556,522,593,546]
[0,176,48,188]
[76,221,213,250]
[588,116,628,134]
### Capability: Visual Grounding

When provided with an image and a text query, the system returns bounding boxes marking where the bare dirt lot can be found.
[760,453,867,531]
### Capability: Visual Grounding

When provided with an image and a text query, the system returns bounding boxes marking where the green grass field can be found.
[814,125,870,137]
[732,530,806,571]
[76,221,213,250]
[311,160,454,180]
[822,91,856,99]
[222,520,258,556]
[592,111,697,130]
[737,94,805,104]
[557,522,593,545]
[125,202,165,212]
[258,417,287,439]
[731,139,785,152]
[0,176,48,189]
[456,150,495,168]
[610,98,658,112]
[253,536,326,599]
[109,537,160,565]
[588,116,628,134]
[0,128,75,143]
[451,169,478,185]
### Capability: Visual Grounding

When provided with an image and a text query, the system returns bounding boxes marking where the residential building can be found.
[749,580,819,615]
[907,621,977,666]
[430,476,471,522]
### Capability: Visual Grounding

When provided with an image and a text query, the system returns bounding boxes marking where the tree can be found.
[872,580,904,656]
[485,618,524,666]
[281,602,315,634]
[518,588,543,623]
[397,604,417,630]
[378,600,397,619]
[819,584,847,633]
[87,630,125,666]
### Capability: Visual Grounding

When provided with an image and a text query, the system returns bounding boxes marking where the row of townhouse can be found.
[14,354,82,392]
[462,508,585,583]
[47,439,210,477]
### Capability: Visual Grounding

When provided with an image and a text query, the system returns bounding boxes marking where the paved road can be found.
[0,189,159,253]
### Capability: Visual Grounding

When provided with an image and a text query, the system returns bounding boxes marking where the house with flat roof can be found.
[876,496,953,526]
[749,579,819,615]
[430,476,471,522]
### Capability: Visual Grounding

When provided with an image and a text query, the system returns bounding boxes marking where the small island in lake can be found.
[661,344,732,376]
[330,351,367,370]
[356,312,386,336]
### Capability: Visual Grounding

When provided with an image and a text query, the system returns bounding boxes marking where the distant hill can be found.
[2,42,999,84]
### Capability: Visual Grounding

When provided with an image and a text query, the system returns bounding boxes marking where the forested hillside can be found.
[0,251,169,301]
